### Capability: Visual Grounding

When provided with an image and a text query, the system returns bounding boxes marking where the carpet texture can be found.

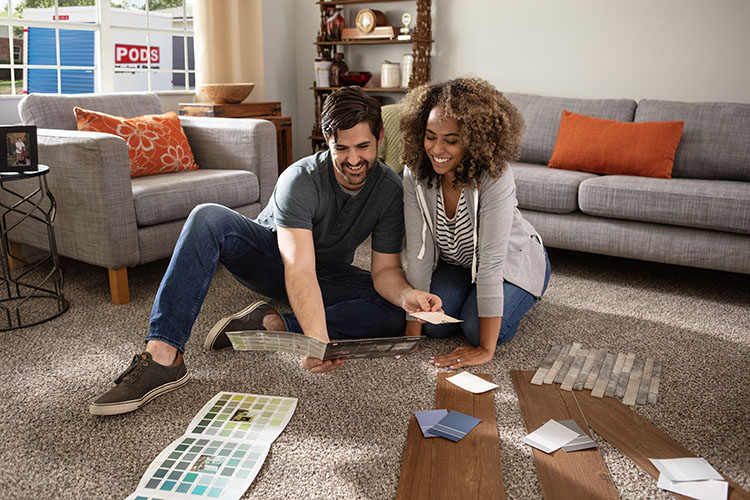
[0,246,748,500]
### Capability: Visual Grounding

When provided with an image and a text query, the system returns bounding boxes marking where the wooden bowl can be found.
[199,83,255,104]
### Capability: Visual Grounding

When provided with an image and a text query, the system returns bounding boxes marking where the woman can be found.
[401,76,551,369]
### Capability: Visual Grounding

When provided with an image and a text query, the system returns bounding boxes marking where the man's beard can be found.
[335,159,370,187]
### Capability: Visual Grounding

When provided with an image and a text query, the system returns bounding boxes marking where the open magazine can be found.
[227,330,424,360]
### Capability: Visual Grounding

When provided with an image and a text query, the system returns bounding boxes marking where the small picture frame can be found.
[1,125,38,173]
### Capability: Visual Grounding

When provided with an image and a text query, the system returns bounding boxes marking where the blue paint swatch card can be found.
[414,409,449,438]
[429,410,481,442]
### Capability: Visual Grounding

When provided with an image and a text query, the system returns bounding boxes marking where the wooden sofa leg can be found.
[7,242,24,270]
[108,268,130,305]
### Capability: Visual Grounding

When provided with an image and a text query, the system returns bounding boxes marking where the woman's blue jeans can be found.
[422,255,552,346]
[145,204,405,352]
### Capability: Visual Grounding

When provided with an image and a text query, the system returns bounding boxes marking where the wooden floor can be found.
[573,385,750,500]
[396,373,506,500]
[511,370,620,500]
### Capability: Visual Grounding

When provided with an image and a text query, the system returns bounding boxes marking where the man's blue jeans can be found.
[145,204,406,352]
[422,255,552,346]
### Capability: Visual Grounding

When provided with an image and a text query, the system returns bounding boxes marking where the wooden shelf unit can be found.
[311,0,432,152]
[312,86,409,92]
[315,38,432,46]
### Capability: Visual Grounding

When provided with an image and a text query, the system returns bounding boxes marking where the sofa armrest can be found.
[28,129,140,269]
[179,116,278,207]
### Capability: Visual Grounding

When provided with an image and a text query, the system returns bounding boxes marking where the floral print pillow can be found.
[74,107,199,178]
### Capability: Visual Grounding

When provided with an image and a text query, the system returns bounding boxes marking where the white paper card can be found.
[650,458,724,482]
[522,420,580,454]
[446,371,499,394]
[656,474,728,500]
[410,311,463,324]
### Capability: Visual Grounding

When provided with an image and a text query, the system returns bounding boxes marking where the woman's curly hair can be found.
[400,76,525,188]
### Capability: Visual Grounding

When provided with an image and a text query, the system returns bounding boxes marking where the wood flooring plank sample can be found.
[572,389,750,500]
[396,373,505,500]
[511,370,620,500]
[532,345,562,385]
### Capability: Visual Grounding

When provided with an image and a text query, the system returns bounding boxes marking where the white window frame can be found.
[0,0,194,95]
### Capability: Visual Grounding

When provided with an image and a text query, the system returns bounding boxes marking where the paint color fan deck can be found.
[126,392,297,500]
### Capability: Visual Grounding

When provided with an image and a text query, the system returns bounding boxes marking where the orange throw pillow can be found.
[548,110,683,178]
[74,107,199,178]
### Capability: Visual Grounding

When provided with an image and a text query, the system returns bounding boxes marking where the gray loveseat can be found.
[8,92,277,303]
[504,93,750,274]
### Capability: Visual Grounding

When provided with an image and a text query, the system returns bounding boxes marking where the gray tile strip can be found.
[560,352,588,391]
[591,352,617,398]
[543,343,572,384]
[615,353,636,399]
[584,348,608,390]
[604,352,627,398]
[574,351,597,390]
[531,344,562,385]
[623,358,645,406]
[647,358,663,404]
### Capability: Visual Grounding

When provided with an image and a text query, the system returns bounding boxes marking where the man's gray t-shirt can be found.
[255,150,404,265]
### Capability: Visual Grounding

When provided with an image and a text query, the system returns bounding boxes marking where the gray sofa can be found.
[504,93,750,274]
[8,92,278,303]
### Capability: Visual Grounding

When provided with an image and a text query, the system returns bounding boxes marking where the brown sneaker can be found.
[89,352,189,416]
[204,300,271,350]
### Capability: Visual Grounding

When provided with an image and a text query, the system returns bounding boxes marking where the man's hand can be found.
[429,345,494,369]
[302,356,344,373]
[401,288,442,316]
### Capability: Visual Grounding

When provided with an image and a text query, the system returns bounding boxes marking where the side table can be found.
[0,165,69,330]
[178,102,293,176]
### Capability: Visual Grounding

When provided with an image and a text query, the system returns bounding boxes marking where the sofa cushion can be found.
[511,162,598,214]
[18,92,163,131]
[378,103,404,174]
[635,100,750,182]
[74,108,199,178]
[578,176,750,235]
[132,169,259,227]
[548,111,683,178]
[504,93,637,165]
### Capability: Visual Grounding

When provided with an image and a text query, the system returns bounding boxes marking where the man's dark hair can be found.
[320,86,383,142]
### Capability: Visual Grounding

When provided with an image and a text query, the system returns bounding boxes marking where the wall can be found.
[5,1,748,154]
[433,0,750,102]
[0,96,22,124]
[261,0,298,142]
[288,0,750,159]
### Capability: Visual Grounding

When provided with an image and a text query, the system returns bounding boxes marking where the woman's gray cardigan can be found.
[403,166,547,319]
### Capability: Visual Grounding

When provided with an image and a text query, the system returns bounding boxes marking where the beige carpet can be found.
[0,245,748,500]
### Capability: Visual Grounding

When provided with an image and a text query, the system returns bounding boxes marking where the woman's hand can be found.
[429,345,494,369]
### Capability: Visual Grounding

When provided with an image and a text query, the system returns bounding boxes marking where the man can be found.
[15,136,26,165]
[90,86,441,416]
